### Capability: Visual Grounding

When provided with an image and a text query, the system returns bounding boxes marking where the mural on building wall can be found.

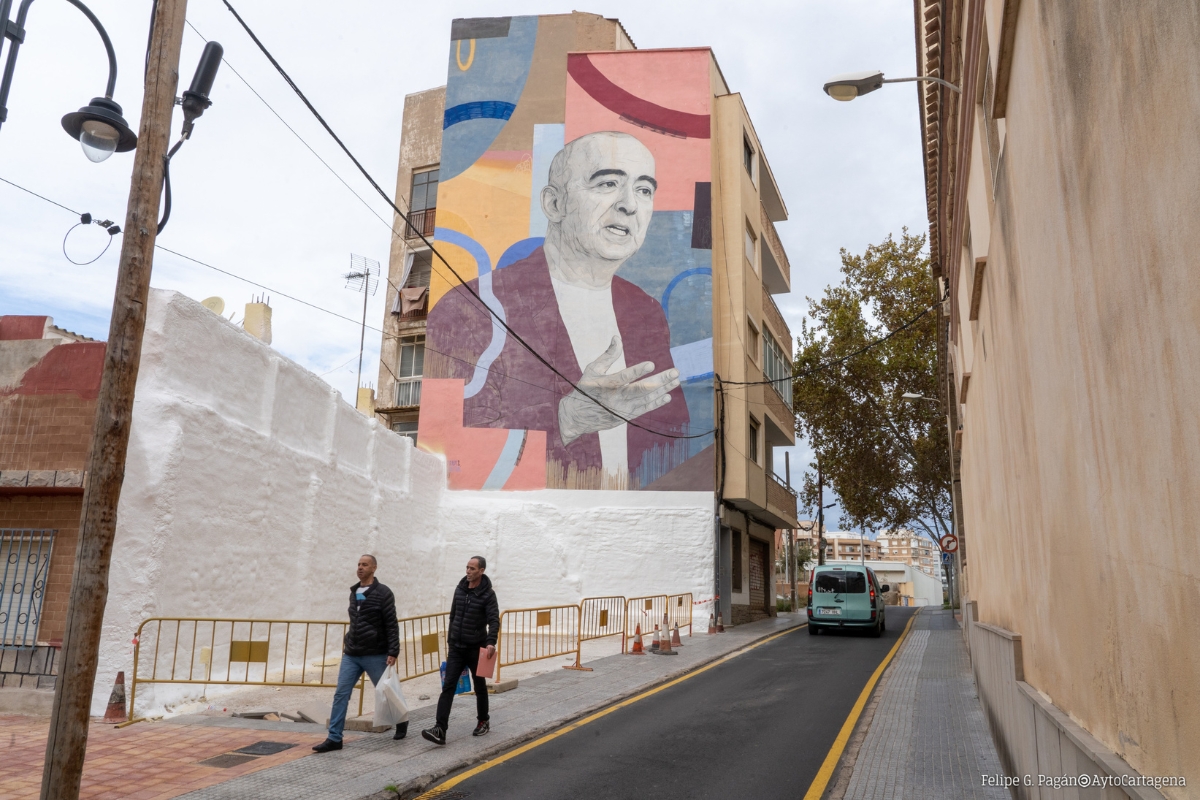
[421,16,714,491]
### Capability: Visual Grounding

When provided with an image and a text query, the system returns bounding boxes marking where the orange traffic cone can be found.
[716,613,725,633]
[650,624,661,651]
[707,613,717,635]
[656,624,677,655]
[671,623,683,647]
[103,671,128,724]
[629,624,645,655]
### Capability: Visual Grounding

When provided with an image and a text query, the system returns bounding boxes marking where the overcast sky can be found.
[0,0,926,530]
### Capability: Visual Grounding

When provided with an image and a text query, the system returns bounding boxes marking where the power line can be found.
[0,176,81,215]
[218,0,711,441]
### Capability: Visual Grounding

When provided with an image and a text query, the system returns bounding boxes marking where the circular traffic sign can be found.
[940,534,959,553]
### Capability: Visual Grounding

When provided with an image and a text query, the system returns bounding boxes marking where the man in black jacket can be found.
[422,556,499,744]
[313,554,402,753]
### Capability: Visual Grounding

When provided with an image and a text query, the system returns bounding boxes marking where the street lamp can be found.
[0,0,137,161]
[823,69,960,101]
[901,391,938,403]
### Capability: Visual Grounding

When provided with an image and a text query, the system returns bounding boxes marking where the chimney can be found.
[243,296,272,344]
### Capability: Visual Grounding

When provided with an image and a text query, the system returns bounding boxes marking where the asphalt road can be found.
[436,607,918,800]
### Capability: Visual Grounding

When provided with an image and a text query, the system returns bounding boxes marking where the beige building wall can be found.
[921,0,1199,794]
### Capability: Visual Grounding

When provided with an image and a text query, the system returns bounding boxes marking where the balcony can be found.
[394,378,422,408]
[759,202,790,295]
[404,208,436,241]
[766,472,799,527]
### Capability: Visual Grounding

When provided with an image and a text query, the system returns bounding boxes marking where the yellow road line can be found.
[413,623,806,799]
[801,609,920,800]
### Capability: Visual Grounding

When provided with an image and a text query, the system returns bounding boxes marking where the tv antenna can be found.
[344,254,380,396]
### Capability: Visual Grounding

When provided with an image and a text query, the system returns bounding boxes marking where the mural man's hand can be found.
[558,336,680,445]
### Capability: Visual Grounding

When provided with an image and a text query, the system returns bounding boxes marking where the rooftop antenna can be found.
[344,254,380,395]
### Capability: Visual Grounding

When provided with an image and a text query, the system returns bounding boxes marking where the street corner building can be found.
[374,12,800,627]
[918,0,1200,796]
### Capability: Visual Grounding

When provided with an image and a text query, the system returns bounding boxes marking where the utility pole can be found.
[40,2,187,797]
[816,457,826,566]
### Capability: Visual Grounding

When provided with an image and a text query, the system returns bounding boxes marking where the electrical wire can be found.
[218,0,711,441]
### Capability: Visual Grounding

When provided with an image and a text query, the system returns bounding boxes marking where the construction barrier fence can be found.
[580,596,627,653]
[129,592,693,721]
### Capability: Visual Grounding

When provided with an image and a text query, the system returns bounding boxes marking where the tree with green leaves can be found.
[792,230,951,545]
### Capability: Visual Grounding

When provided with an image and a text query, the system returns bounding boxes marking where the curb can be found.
[357,617,806,800]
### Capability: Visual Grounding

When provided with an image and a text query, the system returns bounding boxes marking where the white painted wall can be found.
[96,290,713,714]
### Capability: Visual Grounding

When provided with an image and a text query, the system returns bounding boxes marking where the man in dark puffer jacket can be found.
[313,554,401,753]
[422,555,500,744]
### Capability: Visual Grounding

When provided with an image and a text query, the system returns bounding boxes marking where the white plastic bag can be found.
[373,665,409,727]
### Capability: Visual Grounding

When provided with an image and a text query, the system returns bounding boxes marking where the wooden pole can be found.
[40,2,188,797]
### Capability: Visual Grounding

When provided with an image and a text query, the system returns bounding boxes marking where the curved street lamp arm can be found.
[2,0,119,116]
[61,0,118,98]
[881,75,961,93]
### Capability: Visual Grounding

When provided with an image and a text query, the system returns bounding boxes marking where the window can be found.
[762,331,793,409]
[814,570,866,594]
[748,417,760,465]
[404,250,433,289]
[743,135,755,180]
[395,335,424,407]
[744,224,757,272]
[410,168,439,212]
[747,320,760,364]
[391,420,418,446]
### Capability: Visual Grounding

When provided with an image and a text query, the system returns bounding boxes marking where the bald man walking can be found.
[313,554,401,753]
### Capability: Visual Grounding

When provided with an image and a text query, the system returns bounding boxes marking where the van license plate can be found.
[817,608,841,616]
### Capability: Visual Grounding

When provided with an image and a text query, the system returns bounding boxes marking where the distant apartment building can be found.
[876,530,937,578]
[373,12,798,625]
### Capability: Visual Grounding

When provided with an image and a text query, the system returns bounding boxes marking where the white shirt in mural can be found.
[550,275,628,478]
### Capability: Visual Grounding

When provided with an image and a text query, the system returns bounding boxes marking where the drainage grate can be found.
[197,753,259,768]
[234,740,296,756]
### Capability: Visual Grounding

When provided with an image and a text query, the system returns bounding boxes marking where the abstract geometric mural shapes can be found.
[417,379,547,491]
[432,227,507,399]
[444,101,516,129]
[669,338,714,384]
[661,267,713,321]
[442,16,539,181]
[691,182,712,249]
[567,54,711,140]
[529,124,565,237]
[496,237,545,270]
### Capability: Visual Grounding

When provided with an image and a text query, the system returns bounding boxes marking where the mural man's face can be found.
[549,135,657,265]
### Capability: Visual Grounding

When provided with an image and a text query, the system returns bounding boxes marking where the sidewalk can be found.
[0,614,798,800]
[832,608,1008,800]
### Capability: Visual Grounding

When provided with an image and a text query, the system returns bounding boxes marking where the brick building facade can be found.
[0,315,102,688]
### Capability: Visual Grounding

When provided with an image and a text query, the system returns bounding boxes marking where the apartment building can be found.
[373,12,798,625]
[876,530,937,577]
[917,0,1199,793]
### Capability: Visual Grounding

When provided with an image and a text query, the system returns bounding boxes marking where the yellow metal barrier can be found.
[496,605,590,681]
[667,593,694,637]
[580,596,627,654]
[129,612,449,722]
[625,595,668,645]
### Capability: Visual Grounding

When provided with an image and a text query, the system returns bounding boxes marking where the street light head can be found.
[823,70,885,101]
[62,97,137,162]
[901,392,923,400]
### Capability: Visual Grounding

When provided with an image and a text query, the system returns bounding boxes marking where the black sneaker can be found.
[421,725,446,745]
[312,738,342,753]
[393,721,409,740]
[472,720,490,737]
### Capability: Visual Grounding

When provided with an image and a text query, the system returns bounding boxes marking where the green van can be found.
[806,565,888,637]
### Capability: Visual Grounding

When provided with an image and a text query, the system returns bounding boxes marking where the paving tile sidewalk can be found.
[175,614,804,800]
[838,608,1008,800]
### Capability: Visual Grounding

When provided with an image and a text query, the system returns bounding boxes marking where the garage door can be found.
[749,539,768,610]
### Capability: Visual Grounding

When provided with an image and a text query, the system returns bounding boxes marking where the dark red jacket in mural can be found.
[425,247,690,488]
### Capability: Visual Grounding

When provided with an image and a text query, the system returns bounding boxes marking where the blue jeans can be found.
[327,653,388,742]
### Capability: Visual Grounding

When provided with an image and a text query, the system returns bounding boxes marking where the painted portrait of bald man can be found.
[425,131,690,490]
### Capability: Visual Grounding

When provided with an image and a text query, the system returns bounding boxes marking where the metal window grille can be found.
[1,530,56,649]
